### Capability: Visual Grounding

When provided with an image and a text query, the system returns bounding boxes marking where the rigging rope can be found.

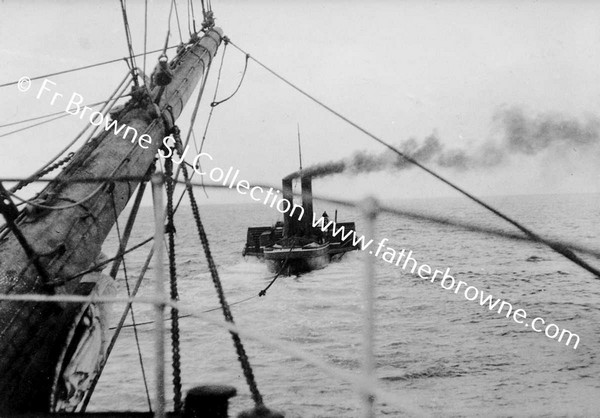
[166,0,184,46]
[173,134,265,407]
[173,0,184,44]
[110,190,152,411]
[186,0,192,36]
[0,92,131,141]
[189,0,197,34]
[0,46,178,89]
[199,41,227,154]
[118,0,139,86]
[164,155,184,413]
[81,236,156,411]
[200,0,214,30]
[108,181,151,279]
[226,39,600,280]
[143,0,149,78]
[0,96,129,130]
[58,237,153,285]
[9,71,132,193]
[259,240,296,297]
[165,0,174,48]
[158,0,179,82]
[7,78,131,216]
[10,152,75,194]
[187,134,209,198]
[0,113,70,139]
[211,48,249,107]
[113,295,259,329]
[81,169,156,411]
[6,184,105,211]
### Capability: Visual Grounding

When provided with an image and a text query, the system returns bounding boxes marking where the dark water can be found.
[90,193,600,417]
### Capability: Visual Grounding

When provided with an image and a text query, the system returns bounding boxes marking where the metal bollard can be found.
[237,405,285,418]
[184,385,237,418]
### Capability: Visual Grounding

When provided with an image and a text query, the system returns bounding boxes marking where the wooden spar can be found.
[0,28,223,413]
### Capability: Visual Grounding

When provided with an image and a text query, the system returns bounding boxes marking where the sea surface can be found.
[90,193,600,417]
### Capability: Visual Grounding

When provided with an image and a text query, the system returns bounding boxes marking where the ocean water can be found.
[90,193,600,417]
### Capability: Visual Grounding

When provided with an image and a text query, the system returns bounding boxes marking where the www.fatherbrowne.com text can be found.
[311,214,580,349]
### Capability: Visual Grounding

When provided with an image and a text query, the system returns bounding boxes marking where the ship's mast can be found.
[0,28,223,413]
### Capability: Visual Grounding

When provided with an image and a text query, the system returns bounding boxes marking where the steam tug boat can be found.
[244,174,358,275]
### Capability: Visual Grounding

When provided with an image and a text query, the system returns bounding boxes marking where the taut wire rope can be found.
[225,38,600,279]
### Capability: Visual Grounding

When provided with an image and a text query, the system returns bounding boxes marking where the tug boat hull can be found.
[264,243,330,275]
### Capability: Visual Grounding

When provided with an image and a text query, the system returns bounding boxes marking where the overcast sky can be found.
[1,0,600,205]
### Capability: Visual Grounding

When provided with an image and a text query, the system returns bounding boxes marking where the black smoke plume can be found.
[285,107,600,180]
